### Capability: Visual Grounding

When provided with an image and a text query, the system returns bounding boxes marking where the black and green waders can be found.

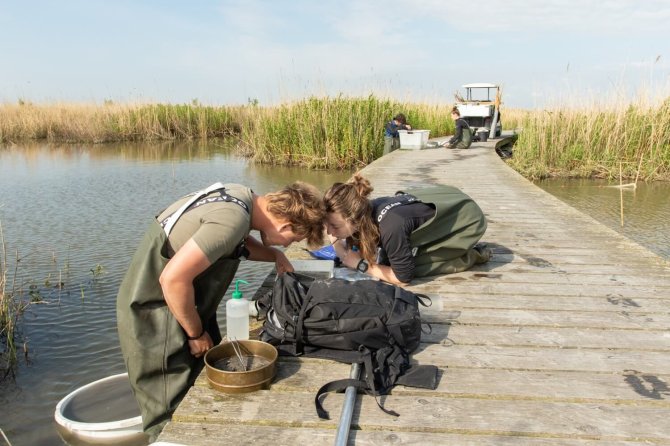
[116,184,244,440]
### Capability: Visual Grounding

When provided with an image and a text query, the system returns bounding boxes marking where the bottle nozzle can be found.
[232,279,249,299]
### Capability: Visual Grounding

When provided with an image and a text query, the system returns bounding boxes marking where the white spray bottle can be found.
[226,279,250,341]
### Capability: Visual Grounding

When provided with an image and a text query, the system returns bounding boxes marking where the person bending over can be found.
[324,174,489,286]
[116,181,325,441]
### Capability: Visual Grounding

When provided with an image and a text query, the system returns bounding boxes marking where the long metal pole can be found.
[334,363,361,446]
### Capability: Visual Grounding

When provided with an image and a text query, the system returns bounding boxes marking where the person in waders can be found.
[323,174,490,286]
[446,107,473,150]
[116,181,325,441]
[383,113,412,155]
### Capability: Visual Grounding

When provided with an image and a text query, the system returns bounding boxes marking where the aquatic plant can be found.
[506,98,670,181]
[0,222,27,377]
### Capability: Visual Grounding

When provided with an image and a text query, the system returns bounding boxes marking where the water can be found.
[0,140,349,446]
[535,178,670,260]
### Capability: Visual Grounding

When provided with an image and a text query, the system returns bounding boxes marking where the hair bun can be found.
[349,173,373,198]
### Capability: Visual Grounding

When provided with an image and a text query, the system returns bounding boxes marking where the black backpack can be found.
[257,272,437,419]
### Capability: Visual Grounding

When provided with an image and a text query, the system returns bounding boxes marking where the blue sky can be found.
[1,0,669,108]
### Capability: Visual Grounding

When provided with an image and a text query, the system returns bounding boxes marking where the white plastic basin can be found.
[54,372,148,446]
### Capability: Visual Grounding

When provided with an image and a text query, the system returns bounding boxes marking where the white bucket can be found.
[54,372,148,446]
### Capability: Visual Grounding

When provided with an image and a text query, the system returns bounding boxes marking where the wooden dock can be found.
[157,136,670,445]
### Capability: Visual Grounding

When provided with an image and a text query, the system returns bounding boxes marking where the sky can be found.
[1,0,669,109]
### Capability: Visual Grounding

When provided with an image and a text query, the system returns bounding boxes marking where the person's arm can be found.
[338,246,409,286]
[449,120,463,144]
[159,238,213,358]
[245,235,294,274]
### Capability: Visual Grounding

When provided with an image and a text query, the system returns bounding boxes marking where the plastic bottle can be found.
[226,279,250,341]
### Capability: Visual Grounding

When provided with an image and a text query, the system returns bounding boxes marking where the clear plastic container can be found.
[226,280,249,340]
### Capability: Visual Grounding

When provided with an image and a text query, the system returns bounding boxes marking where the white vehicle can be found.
[454,83,502,138]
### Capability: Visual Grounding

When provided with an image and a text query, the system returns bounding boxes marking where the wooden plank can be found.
[413,281,668,299]
[172,387,670,442]
[159,422,660,446]
[413,343,670,374]
[414,293,670,312]
[193,359,670,405]
[419,307,670,330]
[424,323,670,350]
[422,271,670,287]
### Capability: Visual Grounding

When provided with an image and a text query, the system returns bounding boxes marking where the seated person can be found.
[446,107,473,149]
[383,113,412,155]
[323,174,490,285]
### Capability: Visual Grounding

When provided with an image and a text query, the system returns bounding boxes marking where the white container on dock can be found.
[54,372,147,446]
[398,130,430,149]
[290,259,334,278]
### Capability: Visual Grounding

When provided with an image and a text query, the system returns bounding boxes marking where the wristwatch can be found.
[356,259,369,273]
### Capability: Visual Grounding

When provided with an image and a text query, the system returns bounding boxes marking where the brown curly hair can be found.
[324,173,379,263]
[265,181,325,247]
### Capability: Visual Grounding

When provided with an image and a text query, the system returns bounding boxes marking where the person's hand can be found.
[188,332,213,358]
[406,124,412,130]
[273,249,294,274]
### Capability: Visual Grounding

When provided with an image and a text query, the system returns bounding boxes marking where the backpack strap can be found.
[314,348,400,420]
[292,289,315,356]
[159,182,250,235]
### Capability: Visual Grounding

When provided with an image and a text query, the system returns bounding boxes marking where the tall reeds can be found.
[0,97,455,169]
[0,102,241,143]
[3,95,668,178]
[239,95,453,168]
[507,98,670,181]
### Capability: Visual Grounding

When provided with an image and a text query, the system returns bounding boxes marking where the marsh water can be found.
[535,179,670,260]
[0,142,668,446]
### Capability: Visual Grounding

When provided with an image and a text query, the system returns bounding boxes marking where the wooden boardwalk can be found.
[157,136,670,445]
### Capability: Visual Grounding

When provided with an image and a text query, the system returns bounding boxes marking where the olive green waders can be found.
[116,190,242,440]
[405,185,487,277]
[383,135,401,155]
[449,126,473,150]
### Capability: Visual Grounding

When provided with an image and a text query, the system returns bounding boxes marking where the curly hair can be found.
[324,173,379,263]
[265,181,325,247]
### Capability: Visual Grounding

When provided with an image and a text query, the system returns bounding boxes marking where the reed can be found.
[239,95,454,169]
[0,102,242,143]
[1,221,23,375]
[506,98,670,181]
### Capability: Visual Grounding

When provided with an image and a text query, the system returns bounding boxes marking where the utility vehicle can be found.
[454,83,502,138]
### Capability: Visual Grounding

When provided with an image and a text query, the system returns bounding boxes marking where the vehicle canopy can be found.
[461,83,500,103]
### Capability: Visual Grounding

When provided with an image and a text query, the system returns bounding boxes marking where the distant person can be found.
[383,113,412,155]
[323,174,490,286]
[116,181,325,441]
[445,107,472,149]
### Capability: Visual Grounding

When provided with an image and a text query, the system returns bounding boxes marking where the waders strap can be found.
[159,182,249,236]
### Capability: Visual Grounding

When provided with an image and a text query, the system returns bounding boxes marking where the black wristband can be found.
[186,328,205,340]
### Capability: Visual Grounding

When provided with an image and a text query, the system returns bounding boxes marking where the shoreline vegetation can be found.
[1,95,668,179]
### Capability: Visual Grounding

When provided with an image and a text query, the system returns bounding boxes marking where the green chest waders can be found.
[116,183,243,438]
[409,186,487,277]
[378,186,488,278]
[454,126,473,150]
